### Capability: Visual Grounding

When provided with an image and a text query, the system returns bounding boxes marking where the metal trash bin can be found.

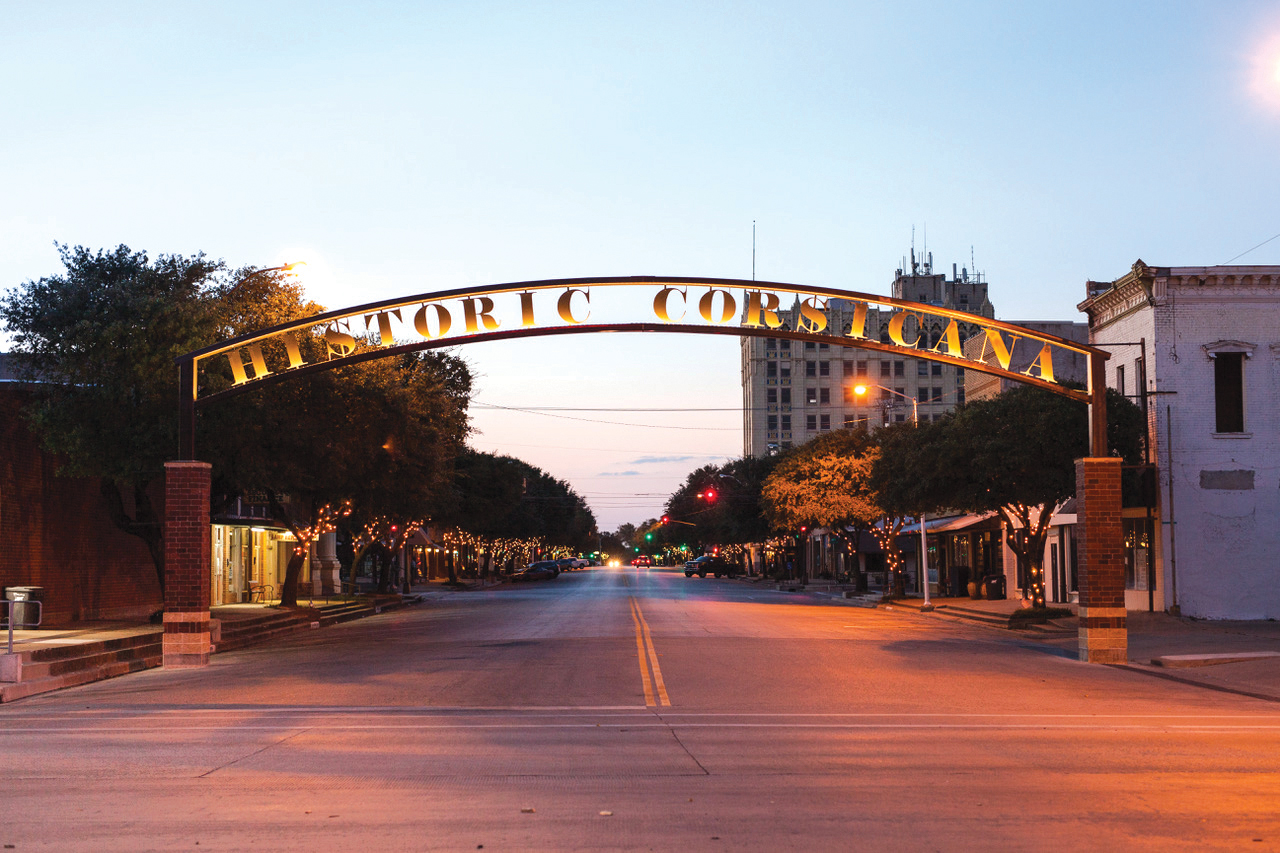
[5,586,44,628]
[981,575,1006,601]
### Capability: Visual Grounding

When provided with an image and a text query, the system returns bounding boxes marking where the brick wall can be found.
[163,461,211,667]
[1075,456,1127,663]
[0,388,162,623]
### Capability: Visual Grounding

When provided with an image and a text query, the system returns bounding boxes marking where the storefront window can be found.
[1124,517,1153,590]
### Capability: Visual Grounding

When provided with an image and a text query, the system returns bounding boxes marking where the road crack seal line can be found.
[662,724,710,775]
[198,727,312,778]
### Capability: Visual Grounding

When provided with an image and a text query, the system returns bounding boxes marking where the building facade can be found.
[742,254,995,456]
[1079,261,1280,618]
[964,321,1089,401]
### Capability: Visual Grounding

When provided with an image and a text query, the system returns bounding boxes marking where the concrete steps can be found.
[213,609,317,653]
[931,603,1016,627]
[0,596,412,703]
[314,596,405,627]
[0,631,161,703]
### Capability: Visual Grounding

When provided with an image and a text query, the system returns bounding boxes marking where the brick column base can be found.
[163,461,212,668]
[163,611,211,668]
[1075,457,1127,664]
[1079,606,1127,664]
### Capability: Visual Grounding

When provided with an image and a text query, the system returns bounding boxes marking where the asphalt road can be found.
[2,566,1279,852]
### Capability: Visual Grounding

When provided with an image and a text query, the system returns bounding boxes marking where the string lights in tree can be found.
[293,500,353,556]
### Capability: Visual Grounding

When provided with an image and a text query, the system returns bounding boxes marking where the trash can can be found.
[5,586,44,628]
[982,575,1006,601]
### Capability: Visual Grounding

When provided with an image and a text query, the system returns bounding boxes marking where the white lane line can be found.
[3,723,1280,733]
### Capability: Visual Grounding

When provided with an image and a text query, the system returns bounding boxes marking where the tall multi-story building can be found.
[741,253,995,456]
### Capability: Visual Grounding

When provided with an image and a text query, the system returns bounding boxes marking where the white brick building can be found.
[1080,261,1280,618]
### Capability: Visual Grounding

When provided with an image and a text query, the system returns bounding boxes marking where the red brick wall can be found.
[163,462,210,613]
[0,388,163,624]
[1075,457,1125,609]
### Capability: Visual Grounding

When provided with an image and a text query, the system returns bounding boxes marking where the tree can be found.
[760,429,881,582]
[663,455,782,554]
[866,420,954,595]
[761,431,880,534]
[909,385,1143,607]
[0,245,227,592]
[223,351,472,606]
[438,450,597,573]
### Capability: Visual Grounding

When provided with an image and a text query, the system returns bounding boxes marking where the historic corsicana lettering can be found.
[202,280,1083,401]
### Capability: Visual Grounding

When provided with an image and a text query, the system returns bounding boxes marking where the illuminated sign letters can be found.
[191,277,1099,404]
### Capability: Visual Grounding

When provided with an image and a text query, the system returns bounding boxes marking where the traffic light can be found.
[704,488,716,501]
[661,515,670,524]
[645,532,653,541]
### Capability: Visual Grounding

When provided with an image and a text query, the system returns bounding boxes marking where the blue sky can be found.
[4,1,1280,529]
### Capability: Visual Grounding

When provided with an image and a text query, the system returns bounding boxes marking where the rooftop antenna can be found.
[970,245,976,282]
[752,220,756,281]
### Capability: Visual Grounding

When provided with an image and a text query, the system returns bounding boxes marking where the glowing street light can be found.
[851,382,917,426]
[232,261,307,288]
[850,381,931,608]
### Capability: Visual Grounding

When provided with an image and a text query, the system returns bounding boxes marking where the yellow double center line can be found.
[629,596,670,707]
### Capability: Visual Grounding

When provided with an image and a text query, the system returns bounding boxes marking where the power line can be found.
[1222,230,1280,265]
[474,404,744,412]
[473,400,739,431]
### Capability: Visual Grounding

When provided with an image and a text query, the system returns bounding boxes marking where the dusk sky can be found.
[4,1,1280,530]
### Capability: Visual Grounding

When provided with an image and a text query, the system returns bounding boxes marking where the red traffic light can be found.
[661,515,670,524]
[698,488,717,501]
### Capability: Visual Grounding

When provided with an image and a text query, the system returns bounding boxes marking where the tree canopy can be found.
[1,244,475,604]
[440,450,597,552]
[0,245,229,588]
[870,384,1145,605]
[760,429,880,534]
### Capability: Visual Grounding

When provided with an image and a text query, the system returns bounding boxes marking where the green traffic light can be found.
[645,533,653,541]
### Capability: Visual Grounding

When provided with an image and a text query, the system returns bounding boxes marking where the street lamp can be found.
[851,382,917,426]
[850,382,932,608]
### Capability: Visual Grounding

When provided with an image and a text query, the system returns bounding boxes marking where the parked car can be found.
[513,561,561,582]
[684,555,738,578]
[555,558,578,572]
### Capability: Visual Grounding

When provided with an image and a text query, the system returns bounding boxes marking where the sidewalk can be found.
[752,580,1280,702]
[0,583,489,702]
[888,594,1280,702]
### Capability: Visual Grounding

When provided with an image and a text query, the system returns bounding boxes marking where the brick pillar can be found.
[1075,457,1126,663]
[163,461,212,668]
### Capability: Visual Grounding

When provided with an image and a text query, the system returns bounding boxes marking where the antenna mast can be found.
[752,220,756,281]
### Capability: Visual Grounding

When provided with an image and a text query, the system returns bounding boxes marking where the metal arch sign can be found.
[177,275,1111,455]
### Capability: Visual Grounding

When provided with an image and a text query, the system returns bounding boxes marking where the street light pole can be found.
[850,381,930,607]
